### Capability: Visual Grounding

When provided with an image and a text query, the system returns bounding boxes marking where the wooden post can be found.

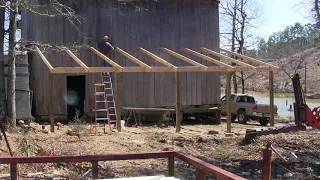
[269,71,274,126]
[115,72,121,132]
[175,72,181,133]
[226,72,232,133]
[195,168,205,180]
[49,73,54,132]
[168,156,174,176]
[10,163,18,180]
[91,161,99,179]
[262,147,272,180]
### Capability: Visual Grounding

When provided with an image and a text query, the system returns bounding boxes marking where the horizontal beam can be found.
[52,67,88,74]
[161,47,208,71]
[0,151,176,164]
[201,47,256,69]
[50,66,231,73]
[116,47,152,71]
[220,48,279,70]
[181,48,234,70]
[89,47,122,69]
[65,50,89,71]
[138,47,178,70]
[89,67,122,73]
[35,46,54,73]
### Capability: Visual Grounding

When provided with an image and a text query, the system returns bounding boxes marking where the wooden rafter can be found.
[161,48,208,71]
[181,48,234,70]
[201,47,256,69]
[220,48,279,70]
[90,47,122,69]
[65,50,89,71]
[35,46,54,72]
[116,47,152,71]
[138,47,178,71]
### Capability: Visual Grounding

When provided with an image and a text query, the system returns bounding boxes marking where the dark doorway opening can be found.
[66,75,85,122]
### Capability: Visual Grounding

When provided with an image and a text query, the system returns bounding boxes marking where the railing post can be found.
[168,156,174,176]
[262,144,272,180]
[195,168,204,180]
[92,161,99,179]
[10,163,18,180]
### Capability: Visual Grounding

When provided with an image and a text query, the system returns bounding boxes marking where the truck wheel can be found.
[237,110,248,124]
[231,115,237,123]
[259,118,269,126]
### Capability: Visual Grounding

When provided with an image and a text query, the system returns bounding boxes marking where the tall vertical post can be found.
[269,71,274,126]
[175,72,181,133]
[49,73,54,132]
[226,72,232,133]
[115,72,121,132]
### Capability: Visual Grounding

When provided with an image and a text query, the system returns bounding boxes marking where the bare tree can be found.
[220,0,264,94]
[3,0,85,129]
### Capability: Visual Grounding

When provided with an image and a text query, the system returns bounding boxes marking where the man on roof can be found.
[97,35,115,68]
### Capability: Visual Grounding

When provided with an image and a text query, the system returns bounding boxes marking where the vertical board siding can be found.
[22,0,220,118]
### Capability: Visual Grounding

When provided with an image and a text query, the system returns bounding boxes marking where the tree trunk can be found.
[0,7,5,124]
[241,72,245,94]
[315,0,320,27]
[7,1,18,129]
[231,0,238,93]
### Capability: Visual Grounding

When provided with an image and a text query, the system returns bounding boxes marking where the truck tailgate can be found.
[256,104,277,114]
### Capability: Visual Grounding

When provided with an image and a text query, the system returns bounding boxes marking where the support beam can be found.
[138,47,178,71]
[161,47,208,71]
[49,74,54,132]
[52,67,88,74]
[116,47,152,71]
[175,72,181,133]
[220,48,279,70]
[115,72,121,132]
[201,47,256,69]
[90,47,123,69]
[269,71,274,126]
[226,72,232,133]
[65,50,89,71]
[181,48,234,70]
[35,46,53,73]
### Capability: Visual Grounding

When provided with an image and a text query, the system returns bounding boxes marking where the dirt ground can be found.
[0,119,320,180]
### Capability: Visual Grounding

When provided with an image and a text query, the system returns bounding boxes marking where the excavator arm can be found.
[292,73,320,129]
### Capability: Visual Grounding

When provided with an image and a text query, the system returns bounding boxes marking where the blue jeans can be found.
[99,58,111,67]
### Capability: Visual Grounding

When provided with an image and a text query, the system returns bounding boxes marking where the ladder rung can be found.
[103,81,111,83]
[95,84,105,86]
[96,92,105,95]
[96,101,106,103]
[105,88,113,90]
[109,114,116,116]
[96,118,109,120]
[106,94,113,96]
[96,109,109,112]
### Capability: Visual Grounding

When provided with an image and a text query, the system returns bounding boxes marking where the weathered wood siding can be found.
[3,52,32,119]
[22,0,220,118]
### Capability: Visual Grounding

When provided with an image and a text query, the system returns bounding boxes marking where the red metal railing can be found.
[0,151,246,180]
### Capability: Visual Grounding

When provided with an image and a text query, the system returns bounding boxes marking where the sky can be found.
[254,0,311,39]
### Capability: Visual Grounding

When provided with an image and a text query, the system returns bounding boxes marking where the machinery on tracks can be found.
[244,73,320,141]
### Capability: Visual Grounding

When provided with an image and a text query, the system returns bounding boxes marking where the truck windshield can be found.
[221,95,235,102]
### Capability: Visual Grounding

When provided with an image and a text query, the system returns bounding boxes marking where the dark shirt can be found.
[97,40,114,55]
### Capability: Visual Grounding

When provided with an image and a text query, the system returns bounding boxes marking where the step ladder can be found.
[101,73,117,125]
[91,83,111,134]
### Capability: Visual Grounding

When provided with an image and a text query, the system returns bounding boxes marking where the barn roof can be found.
[35,46,279,74]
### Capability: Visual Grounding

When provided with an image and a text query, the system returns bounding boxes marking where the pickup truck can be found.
[220,93,278,126]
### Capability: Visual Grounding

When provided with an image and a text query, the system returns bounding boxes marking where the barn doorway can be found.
[66,75,86,122]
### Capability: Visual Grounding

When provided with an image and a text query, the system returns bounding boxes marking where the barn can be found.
[21,0,221,122]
